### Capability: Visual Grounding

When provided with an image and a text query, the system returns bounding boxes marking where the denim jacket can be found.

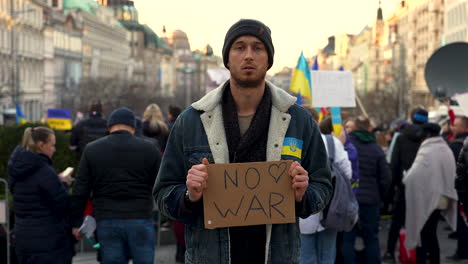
[153,81,332,264]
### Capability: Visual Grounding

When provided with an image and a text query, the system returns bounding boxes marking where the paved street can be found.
[72,218,468,264]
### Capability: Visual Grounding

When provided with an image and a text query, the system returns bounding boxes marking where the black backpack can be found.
[321,135,359,232]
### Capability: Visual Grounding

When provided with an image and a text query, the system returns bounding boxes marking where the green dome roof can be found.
[64,0,99,13]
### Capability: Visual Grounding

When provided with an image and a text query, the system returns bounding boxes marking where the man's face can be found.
[227,35,269,88]
[453,118,468,136]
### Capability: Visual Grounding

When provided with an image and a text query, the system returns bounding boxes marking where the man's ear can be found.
[36,141,44,151]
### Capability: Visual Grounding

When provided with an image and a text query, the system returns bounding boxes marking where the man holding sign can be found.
[153,19,332,264]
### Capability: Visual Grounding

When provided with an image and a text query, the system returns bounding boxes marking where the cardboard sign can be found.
[311,71,356,107]
[203,160,295,229]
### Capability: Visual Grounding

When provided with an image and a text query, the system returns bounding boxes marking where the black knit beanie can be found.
[222,19,274,69]
[107,107,136,128]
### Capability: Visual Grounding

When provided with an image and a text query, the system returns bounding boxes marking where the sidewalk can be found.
[73,218,468,264]
[73,244,176,264]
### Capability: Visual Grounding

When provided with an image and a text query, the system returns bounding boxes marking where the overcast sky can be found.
[135,0,399,73]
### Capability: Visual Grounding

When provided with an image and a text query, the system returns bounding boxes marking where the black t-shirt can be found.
[229,225,266,264]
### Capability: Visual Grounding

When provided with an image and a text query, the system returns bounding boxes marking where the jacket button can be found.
[209,115,212,119]
[283,117,286,121]
[275,144,279,148]
[216,142,219,145]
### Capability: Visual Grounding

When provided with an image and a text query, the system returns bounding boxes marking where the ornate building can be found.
[0,0,46,123]
[43,0,83,111]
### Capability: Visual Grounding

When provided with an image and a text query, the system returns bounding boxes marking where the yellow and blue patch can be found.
[281,137,303,159]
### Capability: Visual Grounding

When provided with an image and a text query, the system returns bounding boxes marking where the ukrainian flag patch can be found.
[281,137,303,159]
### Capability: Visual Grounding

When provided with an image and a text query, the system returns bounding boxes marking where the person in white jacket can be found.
[299,114,352,264]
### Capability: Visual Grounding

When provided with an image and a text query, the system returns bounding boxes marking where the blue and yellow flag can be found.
[15,103,27,124]
[290,52,311,104]
[47,109,72,130]
[281,137,303,159]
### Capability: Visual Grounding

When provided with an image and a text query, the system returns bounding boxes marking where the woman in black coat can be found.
[8,127,73,264]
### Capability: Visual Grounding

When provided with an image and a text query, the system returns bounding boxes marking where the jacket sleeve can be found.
[70,149,93,227]
[333,136,352,180]
[149,146,162,188]
[296,115,333,218]
[39,168,70,215]
[390,135,403,187]
[69,122,82,148]
[377,148,391,201]
[153,114,196,223]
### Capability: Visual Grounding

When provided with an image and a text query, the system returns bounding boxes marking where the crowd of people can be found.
[4,18,468,264]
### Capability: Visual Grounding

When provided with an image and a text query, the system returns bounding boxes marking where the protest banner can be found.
[203,160,295,229]
[311,71,355,107]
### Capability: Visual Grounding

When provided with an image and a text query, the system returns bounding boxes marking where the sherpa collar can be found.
[192,80,296,113]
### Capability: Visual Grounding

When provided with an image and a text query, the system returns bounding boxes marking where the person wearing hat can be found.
[69,99,108,159]
[403,122,458,264]
[383,107,429,262]
[153,19,332,263]
[70,107,162,264]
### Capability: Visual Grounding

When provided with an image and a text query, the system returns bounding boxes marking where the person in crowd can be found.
[336,119,360,264]
[69,100,108,158]
[456,136,468,213]
[382,108,428,262]
[166,105,183,131]
[70,107,161,264]
[153,19,332,263]
[404,123,458,264]
[299,110,352,264]
[447,116,468,261]
[299,112,352,264]
[345,119,356,134]
[142,103,169,152]
[8,127,73,263]
[343,116,391,264]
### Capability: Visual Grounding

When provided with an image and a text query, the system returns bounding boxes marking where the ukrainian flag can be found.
[290,52,311,104]
[281,137,303,159]
[15,103,27,124]
[47,108,72,130]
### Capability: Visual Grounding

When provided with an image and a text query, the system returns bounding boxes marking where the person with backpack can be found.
[299,114,353,264]
[343,116,391,264]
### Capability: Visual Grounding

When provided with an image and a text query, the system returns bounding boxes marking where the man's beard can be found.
[231,72,266,89]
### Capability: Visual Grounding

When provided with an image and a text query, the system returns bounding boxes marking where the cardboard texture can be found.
[203,160,295,229]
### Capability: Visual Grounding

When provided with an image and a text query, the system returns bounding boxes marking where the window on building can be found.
[52,0,59,7]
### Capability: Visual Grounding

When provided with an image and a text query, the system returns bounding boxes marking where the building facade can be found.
[445,0,468,43]
[396,0,444,107]
[43,1,83,111]
[0,0,46,123]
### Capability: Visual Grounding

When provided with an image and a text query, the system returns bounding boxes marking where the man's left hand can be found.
[289,161,309,202]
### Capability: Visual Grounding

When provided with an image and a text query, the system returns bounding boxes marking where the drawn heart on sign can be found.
[268,162,288,183]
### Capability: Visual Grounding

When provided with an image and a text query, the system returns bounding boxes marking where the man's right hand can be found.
[72,228,83,241]
[186,158,209,202]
